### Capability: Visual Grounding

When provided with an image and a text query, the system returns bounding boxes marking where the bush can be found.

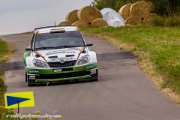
[152,16,180,27]
[165,16,180,27]
[152,17,165,26]
[0,40,13,119]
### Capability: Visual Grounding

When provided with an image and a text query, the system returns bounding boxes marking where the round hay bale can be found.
[78,6,103,24]
[146,1,155,12]
[119,3,132,20]
[143,13,159,24]
[66,10,79,24]
[130,1,151,19]
[72,20,90,28]
[91,18,108,27]
[125,16,142,26]
[59,21,71,26]
[125,24,136,27]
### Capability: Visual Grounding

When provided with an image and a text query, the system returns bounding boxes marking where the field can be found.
[82,26,180,95]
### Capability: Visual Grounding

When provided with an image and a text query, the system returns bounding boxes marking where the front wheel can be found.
[26,74,35,86]
[27,80,35,87]
[91,69,98,81]
[25,73,28,82]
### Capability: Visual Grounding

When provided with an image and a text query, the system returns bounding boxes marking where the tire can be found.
[92,69,98,81]
[26,74,35,86]
[25,73,28,82]
[27,81,35,87]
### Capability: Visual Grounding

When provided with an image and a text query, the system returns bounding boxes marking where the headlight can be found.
[77,55,90,65]
[33,59,48,68]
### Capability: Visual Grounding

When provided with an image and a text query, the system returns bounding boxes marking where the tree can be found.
[166,0,180,15]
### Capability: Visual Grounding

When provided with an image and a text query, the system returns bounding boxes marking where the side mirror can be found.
[86,43,93,46]
[25,47,33,51]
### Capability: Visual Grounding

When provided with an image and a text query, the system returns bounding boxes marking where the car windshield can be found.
[34,31,85,50]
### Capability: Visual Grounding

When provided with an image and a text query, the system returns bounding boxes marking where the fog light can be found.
[29,75,36,80]
[90,69,97,75]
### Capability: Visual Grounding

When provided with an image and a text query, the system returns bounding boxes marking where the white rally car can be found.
[24,26,98,86]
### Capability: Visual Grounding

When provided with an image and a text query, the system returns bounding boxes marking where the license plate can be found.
[53,69,62,72]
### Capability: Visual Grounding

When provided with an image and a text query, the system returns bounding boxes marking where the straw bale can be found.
[143,13,159,24]
[91,18,108,27]
[78,6,102,24]
[125,16,142,25]
[146,1,155,12]
[119,3,132,20]
[72,20,90,28]
[130,1,150,19]
[59,21,71,26]
[66,10,79,24]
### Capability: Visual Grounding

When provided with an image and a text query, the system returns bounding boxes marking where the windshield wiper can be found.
[35,46,84,50]
[55,46,83,49]
[35,47,55,50]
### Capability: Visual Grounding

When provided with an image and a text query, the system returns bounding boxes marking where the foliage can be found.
[148,0,180,16]
[0,39,13,119]
[153,16,180,27]
[92,0,180,16]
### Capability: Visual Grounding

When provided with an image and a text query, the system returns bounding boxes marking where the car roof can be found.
[34,26,79,34]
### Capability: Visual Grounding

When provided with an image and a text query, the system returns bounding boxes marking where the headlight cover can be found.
[33,59,48,68]
[77,55,90,65]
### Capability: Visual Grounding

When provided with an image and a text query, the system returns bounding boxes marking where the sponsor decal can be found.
[35,51,47,62]
[77,47,85,59]
[29,70,39,73]
[49,57,74,62]
[53,69,62,72]
[86,65,96,69]
[46,50,76,56]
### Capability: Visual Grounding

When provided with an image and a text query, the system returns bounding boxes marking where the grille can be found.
[48,60,76,68]
[36,71,91,79]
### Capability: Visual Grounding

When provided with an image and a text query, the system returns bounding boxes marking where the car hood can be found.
[33,47,85,62]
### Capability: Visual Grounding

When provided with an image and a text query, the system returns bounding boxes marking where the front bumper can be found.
[26,63,97,83]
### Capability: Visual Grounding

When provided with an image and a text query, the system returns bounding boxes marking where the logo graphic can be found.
[59,58,65,63]
[4,91,35,109]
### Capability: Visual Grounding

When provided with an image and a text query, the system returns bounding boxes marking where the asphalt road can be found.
[1,33,180,120]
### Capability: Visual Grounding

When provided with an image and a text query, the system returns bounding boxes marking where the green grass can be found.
[0,39,13,119]
[81,26,180,94]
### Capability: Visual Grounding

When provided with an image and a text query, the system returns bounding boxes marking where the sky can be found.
[0,0,93,35]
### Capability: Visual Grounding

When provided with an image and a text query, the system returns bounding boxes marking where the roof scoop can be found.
[50,28,65,34]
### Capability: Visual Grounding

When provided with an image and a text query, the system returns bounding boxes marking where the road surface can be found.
[1,33,180,120]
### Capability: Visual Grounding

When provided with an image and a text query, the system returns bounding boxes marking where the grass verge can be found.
[81,26,180,102]
[0,39,14,118]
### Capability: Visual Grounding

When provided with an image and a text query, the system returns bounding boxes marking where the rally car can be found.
[24,26,98,86]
